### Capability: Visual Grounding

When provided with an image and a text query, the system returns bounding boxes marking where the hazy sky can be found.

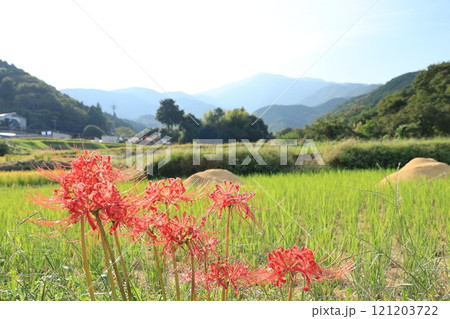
[1,0,449,94]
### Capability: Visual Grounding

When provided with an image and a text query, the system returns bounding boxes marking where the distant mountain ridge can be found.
[62,73,379,123]
[300,83,379,106]
[251,72,418,133]
[253,97,348,132]
[61,87,216,120]
[195,73,379,112]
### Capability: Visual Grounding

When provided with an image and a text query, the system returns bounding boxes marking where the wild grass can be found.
[0,171,54,187]
[0,169,448,300]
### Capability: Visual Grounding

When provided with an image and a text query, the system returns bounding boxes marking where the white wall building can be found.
[0,112,27,130]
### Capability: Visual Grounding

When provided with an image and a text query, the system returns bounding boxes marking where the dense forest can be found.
[277,62,450,140]
[0,60,140,136]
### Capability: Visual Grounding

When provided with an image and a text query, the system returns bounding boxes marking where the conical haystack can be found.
[184,169,244,187]
[378,157,450,186]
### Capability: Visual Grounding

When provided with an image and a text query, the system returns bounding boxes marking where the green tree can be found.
[275,127,304,139]
[203,108,225,126]
[304,116,352,140]
[377,90,411,116]
[219,108,271,141]
[198,124,219,139]
[199,108,225,138]
[178,113,202,143]
[0,76,15,101]
[156,99,184,132]
[87,103,113,134]
[412,62,450,104]
[354,120,378,138]
[83,125,104,139]
[406,62,450,136]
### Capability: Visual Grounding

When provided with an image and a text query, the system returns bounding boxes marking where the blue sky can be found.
[1,0,449,93]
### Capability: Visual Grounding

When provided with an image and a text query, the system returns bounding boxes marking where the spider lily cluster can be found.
[32,150,352,301]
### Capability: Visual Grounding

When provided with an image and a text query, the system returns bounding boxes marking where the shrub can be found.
[327,139,450,169]
[83,125,104,139]
[0,140,9,156]
[147,144,324,178]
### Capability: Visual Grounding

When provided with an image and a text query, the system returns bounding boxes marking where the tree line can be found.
[155,99,272,143]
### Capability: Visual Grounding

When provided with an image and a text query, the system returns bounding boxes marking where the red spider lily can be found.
[34,150,136,232]
[155,212,207,255]
[119,211,156,241]
[142,178,202,211]
[207,181,256,223]
[259,246,353,291]
[189,261,250,297]
[190,233,219,262]
[33,150,141,301]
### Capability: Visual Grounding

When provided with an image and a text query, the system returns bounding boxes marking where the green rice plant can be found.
[0,171,53,187]
[0,167,448,301]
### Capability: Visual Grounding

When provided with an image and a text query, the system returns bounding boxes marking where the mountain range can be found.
[195,73,378,111]
[253,98,349,133]
[253,71,420,133]
[60,88,216,122]
[2,57,445,139]
[62,73,379,129]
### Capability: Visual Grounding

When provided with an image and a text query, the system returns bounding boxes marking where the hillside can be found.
[196,73,378,112]
[0,59,141,135]
[303,62,449,139]
[133,114,162,129]
[300,83,379,106]
[253,97,348,132]
[329,71,418,118]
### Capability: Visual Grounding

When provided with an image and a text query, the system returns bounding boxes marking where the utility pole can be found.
[111,104,118,117]
[111,104,118,136]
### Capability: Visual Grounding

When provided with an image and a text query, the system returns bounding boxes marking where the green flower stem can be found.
[288,274,294,301]
[171,245,181,301]
[99,231,118,301]
[153,245,167,301]
[221,206,232,301]
[80,219,96,301]
[224,206,232,261]
[113,229,133,301]
[94,211,126,300]
[204,261,210,301]
[190,248,196,301]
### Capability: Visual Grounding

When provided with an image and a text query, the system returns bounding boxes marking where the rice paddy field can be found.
[0,168,448,301]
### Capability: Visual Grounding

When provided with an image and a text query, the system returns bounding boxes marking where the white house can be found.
[0,112,27,130]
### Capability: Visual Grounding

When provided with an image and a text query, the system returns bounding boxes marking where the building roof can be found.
[0,112,26,120]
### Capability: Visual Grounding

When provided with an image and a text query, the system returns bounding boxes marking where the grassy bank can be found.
[1,137,449,178]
